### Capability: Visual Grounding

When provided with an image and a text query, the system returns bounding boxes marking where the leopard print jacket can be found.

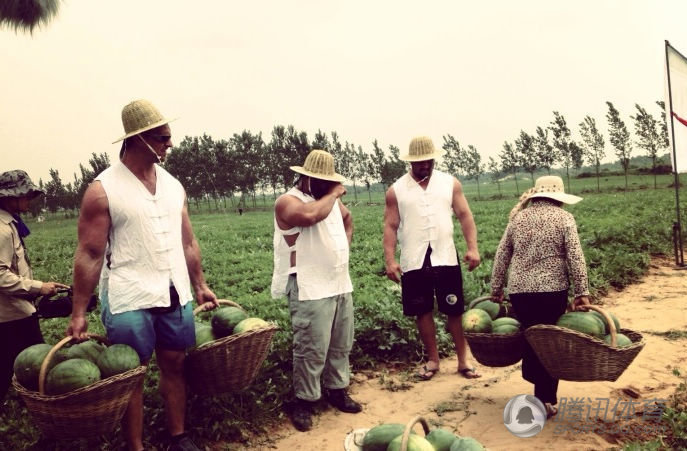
[490,199,590,298]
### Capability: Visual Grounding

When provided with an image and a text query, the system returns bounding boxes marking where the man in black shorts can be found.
[383,136,481,380]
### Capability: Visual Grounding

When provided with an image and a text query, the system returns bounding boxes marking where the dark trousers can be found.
[0,315,44,399]
[510,290,568,405]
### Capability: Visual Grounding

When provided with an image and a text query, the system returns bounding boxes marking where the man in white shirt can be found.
[68,99,218,451]
[271,149,361,432]
[383,136,481,381]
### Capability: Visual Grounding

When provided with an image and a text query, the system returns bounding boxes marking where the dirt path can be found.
[247,258,687,450]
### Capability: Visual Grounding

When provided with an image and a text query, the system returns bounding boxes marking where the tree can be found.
[534,126,556,175]
[441,134,463,178]
[579,115,605,192]
[355,145,374,203]
[0,0,61,32]
[339,141,357,202]
[549,111,576,193]
[657,100,670,151]
[381,145,407,188]
[487,156,503,197]
[312,129,331,152]
[632,104,663,189]
[499,141,520,194]
[75,152,111,202]
[370,140,387,190]
[606,101,632,192]
[463,145,485,199]
[43,168,67,212]
[515,130,537,184]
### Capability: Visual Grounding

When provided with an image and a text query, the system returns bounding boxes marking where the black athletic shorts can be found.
[401,247,464,317]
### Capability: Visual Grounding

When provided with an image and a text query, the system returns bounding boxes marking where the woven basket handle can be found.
[400,416,430,451]
[579,304,617,346]
[468,295,493,310]
[193,298,243,315]
[38,333,109,395]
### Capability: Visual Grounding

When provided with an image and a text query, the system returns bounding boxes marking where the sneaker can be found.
[325,388,362,414]
[169,435,201,451]
[291,399,314,432]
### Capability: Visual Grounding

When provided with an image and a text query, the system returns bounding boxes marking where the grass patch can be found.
[645,330,687,340]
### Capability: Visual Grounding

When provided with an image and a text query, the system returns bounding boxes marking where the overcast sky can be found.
[1,1,685,184]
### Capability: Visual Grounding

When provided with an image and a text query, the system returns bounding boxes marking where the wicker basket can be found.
[12,334,147,439]
[463,296,524,367]
[186,299,279,396]
[524,305,645,381]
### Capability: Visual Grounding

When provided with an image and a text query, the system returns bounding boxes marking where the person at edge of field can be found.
[490,175,591,419]
[67,99,218,451]
[0,170,69,400]
[383,136,482,381]
[271,149,361,432]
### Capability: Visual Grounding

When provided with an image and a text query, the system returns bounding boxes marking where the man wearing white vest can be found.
[68,99,218,451]
[383,136,481,381]
[271,149,360,432]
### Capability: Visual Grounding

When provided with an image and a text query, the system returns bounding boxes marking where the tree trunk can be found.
[353,181,359,202]
[565,165,571,194]
[513,170,520,194]
[367,186,372,203]
[653,157,657,189]
[595,162,600,193]
[475,176,481,200]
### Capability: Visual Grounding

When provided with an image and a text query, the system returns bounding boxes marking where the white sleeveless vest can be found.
[96,162,192,314]
[271,188,353,300]
[393,170,458,272]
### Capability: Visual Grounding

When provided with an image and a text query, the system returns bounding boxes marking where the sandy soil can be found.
[242,258,687,450]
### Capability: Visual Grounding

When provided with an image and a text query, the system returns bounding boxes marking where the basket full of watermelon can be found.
[12,334,146,439]
[462,295,526,367]
[186,299,279,396]
[524,304,645,382]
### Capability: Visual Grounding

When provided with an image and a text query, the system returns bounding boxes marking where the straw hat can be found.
[527,176,582,204]
[0,170,44,199]
[399,136,442,162]
[112,99,177,143]
[290,149,345,182]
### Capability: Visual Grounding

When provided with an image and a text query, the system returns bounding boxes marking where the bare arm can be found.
[182,195,218,308]
[339,200,353,245]
[275,183,346,229]
[451,178,480,271]
[68,181,110,338]
[383,187,402,283]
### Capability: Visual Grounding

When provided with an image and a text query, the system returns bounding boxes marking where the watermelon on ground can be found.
[361,424,407,451]
[96,344,140,378]
[45,358,101,395]
[13,343,68,391]
[386,433,435,451]
[425,428,459,451]
[450,436,485,450]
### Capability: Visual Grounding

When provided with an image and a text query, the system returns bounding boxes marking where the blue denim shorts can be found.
[100,285,195,362]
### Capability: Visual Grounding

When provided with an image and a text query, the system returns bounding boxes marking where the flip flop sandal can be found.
[458,367,481,379]
[415,365,439,381]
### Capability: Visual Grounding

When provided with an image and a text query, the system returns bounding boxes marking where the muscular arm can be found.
[451,178,480,271]
[383,187,402,283]
[339,200,353,245]
[275,182,346,229]
[181,195,217,307]
[68,181,110,338]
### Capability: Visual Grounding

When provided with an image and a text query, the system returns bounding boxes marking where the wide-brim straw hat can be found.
[0,170,44,199]
[290,149,345,182]
[399,136,442,162]
[528,175,582,204]
[112,99,177,143]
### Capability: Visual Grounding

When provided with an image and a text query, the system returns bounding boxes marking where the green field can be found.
[2,174,686,449]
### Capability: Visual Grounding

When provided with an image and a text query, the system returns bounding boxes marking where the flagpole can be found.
[665,40,685,266]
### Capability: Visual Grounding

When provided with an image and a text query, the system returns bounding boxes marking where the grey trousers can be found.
[286,275,354,401]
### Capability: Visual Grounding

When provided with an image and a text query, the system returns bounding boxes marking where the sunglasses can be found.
[145,134,172,144]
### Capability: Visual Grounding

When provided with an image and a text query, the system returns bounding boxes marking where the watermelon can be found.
[450,437,485,450]
[233,317,269,334]
[462,309,492,333]
[556,312,605,338]
[492,317,521,329]
[590,310,621,334]
[425,428,458,451]
[474,300,500,320]
[211,307,248,337]
[13,343,68,391]
[492,324,520,335]
[195,324,216,348]
[67,340,106,364]
[386,434,435,451]
[603,333,633,348]
[45,358,101,395]
[96,344,141,378]
[362,424,407,451]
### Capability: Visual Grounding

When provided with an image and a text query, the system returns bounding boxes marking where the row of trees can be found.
[37,100,669,212]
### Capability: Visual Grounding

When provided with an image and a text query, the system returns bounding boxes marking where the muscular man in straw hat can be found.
[68,99,218,451]
[0,170,69,400]
[384,136,481,381]
[271,149,361,432]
